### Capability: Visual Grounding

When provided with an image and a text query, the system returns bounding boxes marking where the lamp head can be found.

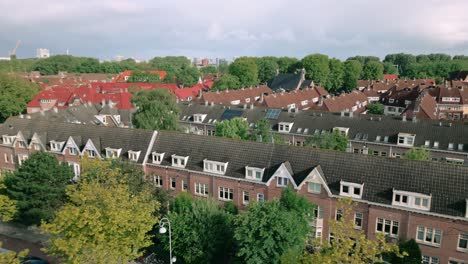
[159,226,167,234]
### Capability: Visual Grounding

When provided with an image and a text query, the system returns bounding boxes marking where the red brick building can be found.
[0,118,467,263]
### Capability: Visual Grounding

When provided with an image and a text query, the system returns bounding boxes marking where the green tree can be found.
[215,117,250,140]
[361,61,384,80]
[132,89,180,130]
[386,239,422,264]
[127,70,162,83]
[301,54,330,86]
[256,57,279,83]
[235,189,313,264]
[164,194,234,264]
[109,159,148,195]
[277,57,300,73]
[404,147,430,161]
[303,198,403,263]
[42,158,159,264]
[211,74,240,91]
[217,60,229,74]
[0,181,17,222]
[229,57,259,87]
[0,73,40,122]
[305,129,348,151]
[3,152,73,225]
[175,65,200,87]
[367,102,384,115]
[346,56,380,65]
[253,119,283,144]
[383,53,416,76]
[200,65,218,74]
[342,60,362,92]
[383,62,398,75]
[326,58,344,92]
[149,56,191,71]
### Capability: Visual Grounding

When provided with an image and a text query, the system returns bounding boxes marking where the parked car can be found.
[20,255,49,264]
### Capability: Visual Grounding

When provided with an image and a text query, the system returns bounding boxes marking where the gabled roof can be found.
[201,85,272,106]
[152,130,468,218]
[322,91,368,113]
[263,87,327,110]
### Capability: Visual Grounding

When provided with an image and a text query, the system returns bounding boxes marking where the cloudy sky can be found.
[1,0,467,61]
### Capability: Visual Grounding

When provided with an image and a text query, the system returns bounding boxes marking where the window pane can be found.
[417,227,424,240]
[425,228,433,242]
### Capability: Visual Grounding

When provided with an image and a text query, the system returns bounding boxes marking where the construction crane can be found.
[8,40,21,58]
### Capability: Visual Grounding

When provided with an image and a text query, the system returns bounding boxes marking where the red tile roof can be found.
[201,85,273,106]
[322,91,368,113]
[383,74,398,80]
[263,87,327,110]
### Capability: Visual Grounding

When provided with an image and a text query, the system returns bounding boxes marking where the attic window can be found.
[105,148,122,159]
[297,128,302,133]
[50,141,64,152]
[340,181,363,199]
[392,190,431,211]
[152,152,165,164]
[303,128,309,134]
[128,150,141,162]
[384,136,389,143]
[448,143,454,150]
[2,135,15,145]
[397,133,415,147]
[203,159,228,175]
[433,141,439,148]
[193,114,207,123]
[333,127,349,136]
[424,140,430,147]
[376,136,381,142]
[278,122,294,133]
[171,154,188,168]
[245,166,264,181]
[458,144,464,151]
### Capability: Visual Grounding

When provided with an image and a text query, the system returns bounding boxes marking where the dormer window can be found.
[278,122,294,133]
[340,181,364,199]
[433,141,439,148]
[171,154,188,168]
[204,159,228,175]
[152,152,165,164]
[68,147,78,155]
[333,127,349,136]
[448,143,454,150]
[277,176,289,187]
[105,148,122,159]
[193,114,207,123]
[50,141,64,152]
[245,166,264,181]
[458,144,464,151]
[87,149,96,158]
[128,150,141,162]
[392,190,431,211]
[424,140,430,147]
[397,133,415,147]
[2,135,15,145]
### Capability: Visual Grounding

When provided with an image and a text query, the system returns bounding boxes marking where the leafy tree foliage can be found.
[383,53,417,76]
[277,57,300,73]
[385,239,422,264]
[164,194,235,264]
[126,70,162,83]
[3,152,73,225]
[301,54,330,86]
[218,60,230,74]
[304,198,403,263]
[367,102,384,115]
[252,119,283,144]
[109,159,148,195]
[132,89,180,130]
[256,57,279,83]
[229,57,259,87]
[0,58,36,73]
[404,147,430,161]
[305,129,348,151]
[361,61,384,80]
[346,56,380,65]
[383,62,398,74]
[149,56,191,71]
[0,241,29,264]
[0,73,40,122]
[327,58,344,92]
[234,189,313,264]
[211,74,240,91]
[43,158,159,264]
[342,60,363,92]
[200,65,218,74]
[0,181,17,222]
[175,65,200,87]
[215,117,250,140]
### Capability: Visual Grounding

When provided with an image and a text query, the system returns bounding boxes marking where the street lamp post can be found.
[159,217,176,263]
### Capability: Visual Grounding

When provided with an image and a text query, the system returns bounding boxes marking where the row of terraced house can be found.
[0,117,467,263]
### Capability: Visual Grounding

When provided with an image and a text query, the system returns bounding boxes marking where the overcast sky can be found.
[1,0,467,61]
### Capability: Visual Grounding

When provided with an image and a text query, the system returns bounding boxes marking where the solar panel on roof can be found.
[220,109,244,120]
[265,109,281,120]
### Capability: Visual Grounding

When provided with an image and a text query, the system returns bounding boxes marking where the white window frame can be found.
[376,217,399,237]
[195,182,209,196]
[128,150,141,162]
[243,191,250,205]
[308,182,321,194]
[245,166,264,181]
[458,233,468,252]
[68,162,81,181]
[416,226,442,247]
[152,152,165,164]
[105,148,121,159]
[50,140,64,152]
[392,190,431,211]
[397,133,416,147]
[340,181,363,199]
[277,176,289,187]
[193,114,207,123]
[278,122,294,133]
[153,175,163,187]
[257,193,264,203]
[354,212,363,229]
[333,127,349,136]
[218,187,233,201]
[203,159,228,175]
[171,154,189,168]
[422,256,439,264]
[2,135,15,145]
[170,177,176,189]
[17,154,28,166]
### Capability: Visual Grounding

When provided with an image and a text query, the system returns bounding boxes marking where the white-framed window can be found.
[335,209,343,221]
[17,154,28,166]
[397,133,416,147]
[416,226,442,246]
[355,212,363,229]
[181,180,188,191]
[392,190,431,211]
[314,206,323,219]
[204,159,228,175]
[68,147,78,156]
[68,162,80,181]
[458,233,468,252]
[170,177,176,189]
[153,175,163,187]
[278,122,294,133]
[218,187,233,201]
[171,155,188,168]
[195,182,208,196]
[86,149,96,158]
[333,127,349,136]
[277,176,289,187]
[193,114,207,123]
[105,148,121,159]
[2,135,15,145]
[422,256,439,264]
[424,140,430,147]
[50,141,64,152]
[458,144,464,151]
[152,152,165,164]
[257,193,264,203]
[448,143,454,150]
[433,141,439,148]
[308,182,321,194]
[17,140,27,149]
[245,166,264,181]
[128,150,141,162]
[340,181,363,199]
[4,153,9,163]
[376,217,399,237]
[243,191,250,205]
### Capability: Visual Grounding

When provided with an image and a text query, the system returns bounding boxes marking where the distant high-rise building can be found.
[36,48,50,58]
[115,55,125,62]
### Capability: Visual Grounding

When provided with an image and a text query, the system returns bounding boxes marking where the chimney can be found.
[402,114,407,122]
[53,107,58,113]
[318,97,324,106]
[249,104,254,109]
[243,104,247,109]
[341,111,345,117]
[102,99,106,106]
[260,93,265,103]
[349,112,353,118]
[205,101,209,106]
[19,114,24,119]
[198,89,203,99]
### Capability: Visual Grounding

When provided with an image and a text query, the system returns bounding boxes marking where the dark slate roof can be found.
[152,131,468,218]
[0,118,154,163]
[178,103,468,153]
[267,73,301,92]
